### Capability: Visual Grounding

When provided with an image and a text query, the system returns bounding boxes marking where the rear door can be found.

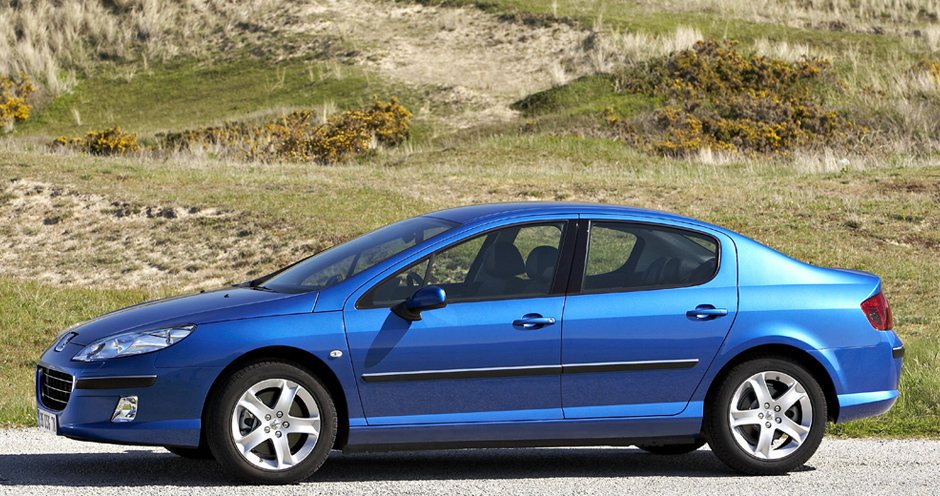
[561,219,738,418]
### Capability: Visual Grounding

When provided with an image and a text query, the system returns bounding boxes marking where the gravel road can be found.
[1,428,938,495]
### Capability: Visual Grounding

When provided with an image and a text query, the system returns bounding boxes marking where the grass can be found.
[4,136,940,435]
[10,135,940,319]
[19,56,388,139]
[0,281,155,428]
[512,75,660,119]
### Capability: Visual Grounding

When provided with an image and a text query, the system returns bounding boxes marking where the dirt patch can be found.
[292,0,593,128]
[0,179,320,291]
[876,177,940,204]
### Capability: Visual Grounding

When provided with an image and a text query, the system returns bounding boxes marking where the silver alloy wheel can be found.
[728,371,813,460]
[230,378,321,471]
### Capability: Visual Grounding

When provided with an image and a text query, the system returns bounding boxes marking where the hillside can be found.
[1,0,939,436]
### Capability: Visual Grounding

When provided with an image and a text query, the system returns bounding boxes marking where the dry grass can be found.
[753,38,827,62]
[585,26,703,71]
[640,0,940,35]
[0,0,285,95]
[0,0,937,294]
[925,25,940,52]
[833,55,940,153]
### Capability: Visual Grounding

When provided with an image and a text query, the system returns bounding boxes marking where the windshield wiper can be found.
[248,285,275,292]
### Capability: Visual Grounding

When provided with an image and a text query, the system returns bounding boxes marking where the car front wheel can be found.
[705,356,827,475]
[206,360,337,484]
[165,444,214,459]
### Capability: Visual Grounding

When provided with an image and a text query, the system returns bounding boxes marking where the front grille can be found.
[39,366,73,411]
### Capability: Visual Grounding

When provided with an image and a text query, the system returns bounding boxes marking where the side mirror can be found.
[392,286,446,321]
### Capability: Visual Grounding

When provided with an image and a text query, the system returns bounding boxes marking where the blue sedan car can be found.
[37,203,903,483]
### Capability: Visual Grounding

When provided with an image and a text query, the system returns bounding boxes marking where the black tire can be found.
[636,439,706,455]
[166,444,214,459]
[705,356,827,475]
[206,360,337,484]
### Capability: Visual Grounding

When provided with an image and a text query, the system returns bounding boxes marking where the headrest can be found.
[643,257,666,285]
[661,258,680,285]
[525,245,559,282]
[482,242,525,277]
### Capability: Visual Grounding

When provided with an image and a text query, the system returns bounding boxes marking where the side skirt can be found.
[342,412,704,454]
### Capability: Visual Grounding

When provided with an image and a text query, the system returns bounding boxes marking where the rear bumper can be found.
[809,330,903,424]
[836,390,899,423]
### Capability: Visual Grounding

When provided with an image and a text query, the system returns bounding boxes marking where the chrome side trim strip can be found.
[360,359,699,382]
[362,365,561,382]
[563,359,699,374]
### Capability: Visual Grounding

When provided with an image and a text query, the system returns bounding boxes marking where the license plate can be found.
[37,408,57,435]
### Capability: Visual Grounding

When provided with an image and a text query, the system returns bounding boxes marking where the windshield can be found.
[262,216,459,294]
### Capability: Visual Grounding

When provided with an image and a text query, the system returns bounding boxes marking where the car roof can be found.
[424,202,703,226]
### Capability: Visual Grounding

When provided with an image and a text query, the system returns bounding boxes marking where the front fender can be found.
[155,311,362,421]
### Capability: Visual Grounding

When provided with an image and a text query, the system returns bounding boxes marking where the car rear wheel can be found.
[636,439,706,455]
[705,356,827,475]
[206,360,337,484]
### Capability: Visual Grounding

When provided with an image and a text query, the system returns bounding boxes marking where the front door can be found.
[344,220,572,425]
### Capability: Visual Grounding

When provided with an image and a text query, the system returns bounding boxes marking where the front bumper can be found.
[36,346,222,448]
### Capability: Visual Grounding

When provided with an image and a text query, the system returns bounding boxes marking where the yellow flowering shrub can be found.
[1,72,35,128]
[610,39,860,158]
[52,127,140,155]
[162,97,412,163]
[911,60,940,82]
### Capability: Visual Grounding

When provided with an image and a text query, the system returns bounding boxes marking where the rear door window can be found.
[582,222,718,293]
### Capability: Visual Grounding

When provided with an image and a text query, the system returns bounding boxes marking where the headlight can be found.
[73,325,195,362]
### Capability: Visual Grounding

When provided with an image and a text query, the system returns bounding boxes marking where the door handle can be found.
[686,305,728,321]
[513,314,556,329]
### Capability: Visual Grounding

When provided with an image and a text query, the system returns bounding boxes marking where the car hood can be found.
[65,287,318,346]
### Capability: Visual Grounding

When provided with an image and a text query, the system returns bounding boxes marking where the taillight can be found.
[861,291,893,330]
